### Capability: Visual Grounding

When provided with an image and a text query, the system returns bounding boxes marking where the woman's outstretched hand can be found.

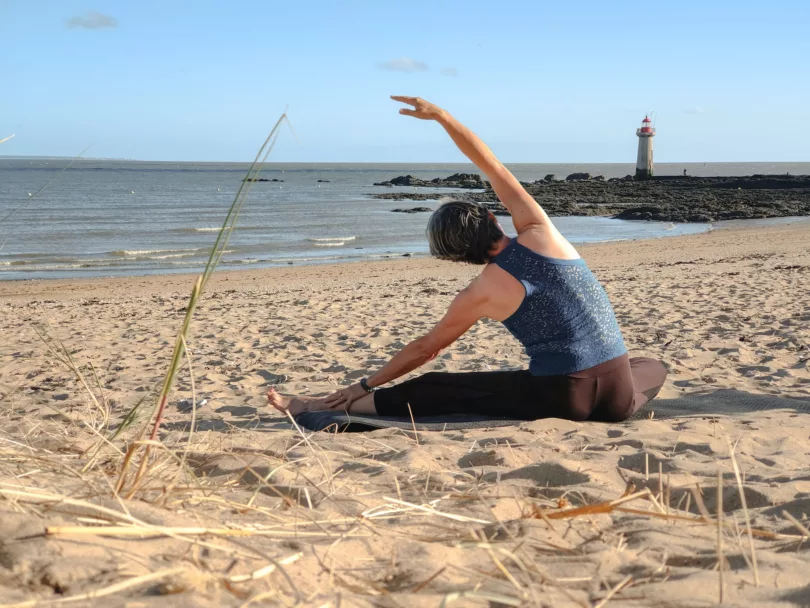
[391,96,447,121]
[324,382,367,410]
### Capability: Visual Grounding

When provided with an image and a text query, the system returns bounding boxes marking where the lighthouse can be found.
[635,116,655,180]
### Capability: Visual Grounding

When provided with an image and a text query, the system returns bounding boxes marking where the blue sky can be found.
[2,0,808,162]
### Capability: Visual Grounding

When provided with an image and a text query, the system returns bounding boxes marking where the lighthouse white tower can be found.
[635,116,655,180]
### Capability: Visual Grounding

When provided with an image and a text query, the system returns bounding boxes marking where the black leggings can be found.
[374,355,667,423]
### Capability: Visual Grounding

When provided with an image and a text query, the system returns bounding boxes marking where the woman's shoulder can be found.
[516,225,581,261]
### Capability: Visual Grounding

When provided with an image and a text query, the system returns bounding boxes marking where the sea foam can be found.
[308,236,357,243]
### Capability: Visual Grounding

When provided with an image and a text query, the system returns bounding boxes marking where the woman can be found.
[268,96,667,422]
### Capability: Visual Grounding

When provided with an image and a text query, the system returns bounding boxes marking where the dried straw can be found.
[726,437,759,586]
[717,468,724,604]
[0,567,186,608]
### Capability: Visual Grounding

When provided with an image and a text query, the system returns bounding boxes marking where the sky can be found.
[2,0,809,163]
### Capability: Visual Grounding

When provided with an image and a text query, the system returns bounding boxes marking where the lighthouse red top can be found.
[639,116,654,134]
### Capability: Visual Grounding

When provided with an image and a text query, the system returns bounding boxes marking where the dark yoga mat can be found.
[293,412,523,432]
[293,390,810,432]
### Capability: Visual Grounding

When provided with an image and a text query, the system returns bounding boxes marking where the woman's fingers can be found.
[391,95,418,105]
[328,397,347,410]
[325,391,349,405]
[393,96,442,121]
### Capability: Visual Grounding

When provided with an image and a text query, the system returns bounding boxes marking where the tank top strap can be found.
[493,238,586,275]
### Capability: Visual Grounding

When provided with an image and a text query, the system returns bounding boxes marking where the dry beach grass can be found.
[1,217,810,605]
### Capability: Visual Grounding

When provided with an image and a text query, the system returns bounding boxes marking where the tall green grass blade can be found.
[201,114,290,287]
[116,113,292,494]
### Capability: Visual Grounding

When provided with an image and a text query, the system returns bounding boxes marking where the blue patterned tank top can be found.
[492,239,627,376]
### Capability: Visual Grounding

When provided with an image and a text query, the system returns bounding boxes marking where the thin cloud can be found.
[684,106,706,115]
[66,11,118,29]
[378,57,429,73]
[440,67,459,78]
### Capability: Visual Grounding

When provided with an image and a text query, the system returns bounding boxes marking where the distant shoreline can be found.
[3,156,809,167]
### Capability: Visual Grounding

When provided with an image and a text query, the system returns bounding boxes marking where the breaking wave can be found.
[110,248,200,257]
[308,236,356,243]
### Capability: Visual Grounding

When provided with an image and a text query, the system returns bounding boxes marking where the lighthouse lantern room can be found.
[635,116,655,180]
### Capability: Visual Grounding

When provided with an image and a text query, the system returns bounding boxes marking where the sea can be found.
[1,159,809,281]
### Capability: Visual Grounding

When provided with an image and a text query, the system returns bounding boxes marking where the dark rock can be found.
[374,173,487,189]
[391,207,432,214]
[543,174,556,182]
[368,172,810,223]
[370,193,438,201]
[566,173,591,181]
[317,179,330,182]
[441,172,486,187]
[381,175,418,186]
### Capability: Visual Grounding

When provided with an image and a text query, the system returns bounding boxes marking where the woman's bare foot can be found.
[266,388,335,416]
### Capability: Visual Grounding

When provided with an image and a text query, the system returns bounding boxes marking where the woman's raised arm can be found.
[392,95,549,235]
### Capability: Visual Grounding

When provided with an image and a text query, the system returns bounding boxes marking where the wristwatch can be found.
[360,377,376,393]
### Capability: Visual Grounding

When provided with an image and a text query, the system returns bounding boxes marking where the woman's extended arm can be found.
[323,285,488,409]
[366,288,485,386]
[392,95,549,234]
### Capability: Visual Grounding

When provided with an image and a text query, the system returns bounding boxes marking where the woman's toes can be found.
[266,388,287,413]
[265,390,325,416]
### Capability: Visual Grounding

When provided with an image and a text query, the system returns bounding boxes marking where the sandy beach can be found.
[1,220,809,606]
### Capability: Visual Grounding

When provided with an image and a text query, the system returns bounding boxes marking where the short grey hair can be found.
[426,201,504,264]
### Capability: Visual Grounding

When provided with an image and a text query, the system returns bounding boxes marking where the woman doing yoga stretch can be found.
[268,96,667,422]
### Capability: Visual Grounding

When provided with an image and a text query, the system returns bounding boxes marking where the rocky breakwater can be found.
[373,172,487,189]
[370,173,810,223]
